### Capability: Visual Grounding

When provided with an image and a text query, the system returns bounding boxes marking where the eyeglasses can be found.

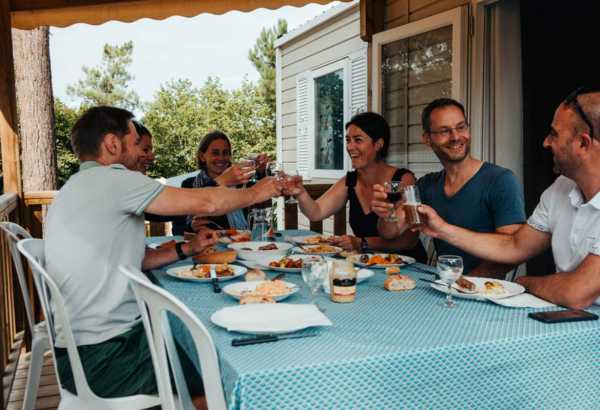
[428,123,470,138]
[564,87,595,139]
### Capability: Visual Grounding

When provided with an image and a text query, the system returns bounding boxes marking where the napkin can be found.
[487,292,556,308]
[211,303,333,333]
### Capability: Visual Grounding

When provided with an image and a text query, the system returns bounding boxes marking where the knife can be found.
[231,333,317,347]
[210,265,221,293]
[271,272,285,281]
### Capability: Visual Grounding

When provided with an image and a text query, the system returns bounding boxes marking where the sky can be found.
[49,2,340,108]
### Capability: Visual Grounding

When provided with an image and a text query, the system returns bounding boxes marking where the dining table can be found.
[147,230,600,410]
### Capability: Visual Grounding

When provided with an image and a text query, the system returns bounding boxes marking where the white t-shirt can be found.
[45,161,165,347]
[527,175,600,305]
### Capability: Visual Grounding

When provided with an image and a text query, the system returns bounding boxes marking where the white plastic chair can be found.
[0,222,49,410]
[121,265,227,410]
[17,238,160,410]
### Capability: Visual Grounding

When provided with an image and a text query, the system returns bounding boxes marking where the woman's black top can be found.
[345,169,427,263]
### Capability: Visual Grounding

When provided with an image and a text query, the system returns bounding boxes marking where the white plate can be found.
[254,255,324,273]
[288,235,336,245]
[429,276,525,301]
[292,244,343,256]
[222,280,299,302]
[347,253,416,268]
[165,264,247,283]
[210,303,333,335]
[322,268,375,293]
[228,241,293,260]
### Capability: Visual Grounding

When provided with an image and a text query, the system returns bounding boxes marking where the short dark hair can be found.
[132,119,151,140]
[70,106,134,158]
[345,112,390,160]
[196,130,231,169]
[421,98,466,133]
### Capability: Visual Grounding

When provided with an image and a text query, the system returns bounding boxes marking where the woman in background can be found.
[284,112,427,262]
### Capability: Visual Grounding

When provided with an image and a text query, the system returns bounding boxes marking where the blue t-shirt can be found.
[417,162,526,274]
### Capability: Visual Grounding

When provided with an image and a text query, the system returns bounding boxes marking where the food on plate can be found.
[245,269,267,282]
[384,274,416,291]
[303,235,338,244]
[219,229,251,243]
[484,280,506,294]
[359,253,405,265]
[340,250,358,258]
[192,247,236,264]
[239,280,294,298]
[258,243,278,251]
[385,266,401,275]
[302,244,339,254]
[180,264,234,279]
[268,257,303,269]
[456,276,476,291]
[157,240,177,249]
[239,295,275,304]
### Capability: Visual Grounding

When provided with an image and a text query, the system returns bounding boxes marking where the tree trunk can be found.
[12,26,57,191]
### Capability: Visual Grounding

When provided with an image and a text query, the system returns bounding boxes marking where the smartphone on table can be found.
[528,309,599,323]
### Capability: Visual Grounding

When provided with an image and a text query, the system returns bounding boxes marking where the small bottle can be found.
[329,260,357,303]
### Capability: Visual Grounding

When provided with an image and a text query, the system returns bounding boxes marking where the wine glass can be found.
[266,162,284,180]
[437,255,463,308]
[242,153,259,183]
[383,181,403,222]
[302,260,327,310]
[284,169,300,204]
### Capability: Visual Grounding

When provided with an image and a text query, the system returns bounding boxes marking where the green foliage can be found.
[54,99,81,186]
[143,77,275,178]
[67,41,140,111]
[248,19,287,114]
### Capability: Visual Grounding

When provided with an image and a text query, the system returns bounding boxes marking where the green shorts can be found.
[55,322,204,398]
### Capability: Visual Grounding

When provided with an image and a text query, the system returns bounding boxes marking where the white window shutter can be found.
[296,72,311,179]
[350,48,368,116]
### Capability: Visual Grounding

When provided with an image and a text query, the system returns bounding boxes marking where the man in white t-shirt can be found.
[413,89,600,309]
[45,106,281,407]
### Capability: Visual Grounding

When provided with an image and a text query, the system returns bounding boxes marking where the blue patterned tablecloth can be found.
[148,231,600,410]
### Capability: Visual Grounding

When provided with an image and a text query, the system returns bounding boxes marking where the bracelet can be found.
[175,241,187,260]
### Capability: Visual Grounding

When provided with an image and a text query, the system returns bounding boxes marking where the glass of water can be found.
[302,259,327,310]
[437,255,463,308]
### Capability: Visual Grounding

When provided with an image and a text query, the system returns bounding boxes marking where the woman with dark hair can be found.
[177,130,269,234]
[285,112,426,261]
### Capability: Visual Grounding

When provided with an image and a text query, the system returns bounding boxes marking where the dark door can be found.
[521,0,600,275]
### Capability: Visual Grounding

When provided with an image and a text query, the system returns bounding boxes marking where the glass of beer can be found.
[401,185,422,226]
[383,181,403,222]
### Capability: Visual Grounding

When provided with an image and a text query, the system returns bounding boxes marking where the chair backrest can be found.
[0,222,35,335]
[17,238,97,400]
[121,266,226,410]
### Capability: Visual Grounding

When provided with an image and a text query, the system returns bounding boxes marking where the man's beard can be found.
[431,140,470,163]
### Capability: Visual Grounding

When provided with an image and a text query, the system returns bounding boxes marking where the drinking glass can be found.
[302,260,327,310]
[242,153,259,183]
[437,255,463,308]
[266,162,284,180]
[284,169,300,204]
[383,181,403,222]
[401,185,422,227]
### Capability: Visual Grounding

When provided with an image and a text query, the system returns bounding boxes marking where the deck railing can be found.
[0,192,21,408]
[284,184,346,235]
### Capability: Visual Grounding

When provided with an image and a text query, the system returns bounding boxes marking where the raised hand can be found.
[371,184,395,219]
[282,174,304,197]
[249,176,283,203]
[215,163,254,187]
[415,204,448,238]
[254,153,270,174]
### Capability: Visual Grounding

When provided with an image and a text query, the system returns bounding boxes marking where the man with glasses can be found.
[373,98,526,277]
[412,90,600,309]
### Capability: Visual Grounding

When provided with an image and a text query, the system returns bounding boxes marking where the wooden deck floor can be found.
[7,350,59,410]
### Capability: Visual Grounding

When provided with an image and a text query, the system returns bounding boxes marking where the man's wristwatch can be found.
[175,241,188,260]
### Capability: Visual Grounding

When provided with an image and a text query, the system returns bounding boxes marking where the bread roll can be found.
[245,269,267,282]
[193,247,236,264]
[384,274,416,291]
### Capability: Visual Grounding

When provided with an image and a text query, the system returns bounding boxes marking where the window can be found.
[314,68,345,170]
[372,8,466,176]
